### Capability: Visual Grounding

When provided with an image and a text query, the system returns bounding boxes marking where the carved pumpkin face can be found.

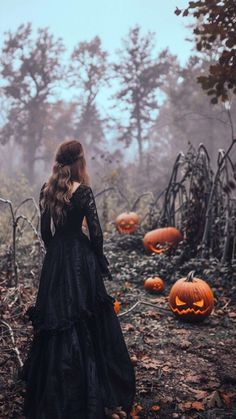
[169,272,214,322]
[144,277,165,293]
[143,227,182,254]
[113,299,120,314]
[116,212,140,234]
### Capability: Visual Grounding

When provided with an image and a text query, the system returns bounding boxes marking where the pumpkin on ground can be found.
[115,212,140,234]
[143,227,182,254]
[169,271,214,322]
[144,277,165,293]
[113,299,120,314]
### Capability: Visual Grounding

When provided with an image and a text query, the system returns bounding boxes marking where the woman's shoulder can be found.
[72,183,93,200]
[74,183,93,194]
[71,183,93,202]
[71,184,96,209]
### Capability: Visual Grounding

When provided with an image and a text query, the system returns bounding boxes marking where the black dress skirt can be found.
[19,183,136,419]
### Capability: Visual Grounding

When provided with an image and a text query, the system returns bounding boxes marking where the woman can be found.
[19,140,136,419]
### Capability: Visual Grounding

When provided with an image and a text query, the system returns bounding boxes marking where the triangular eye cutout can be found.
[175,296,186,306]
[193,299,204,307]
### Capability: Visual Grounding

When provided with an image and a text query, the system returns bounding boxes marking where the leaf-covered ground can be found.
[0,233,236,418]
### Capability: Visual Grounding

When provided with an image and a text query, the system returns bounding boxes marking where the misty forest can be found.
[0,1,236,418]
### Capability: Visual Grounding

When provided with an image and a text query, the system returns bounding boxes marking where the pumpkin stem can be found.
[186,271,195,282]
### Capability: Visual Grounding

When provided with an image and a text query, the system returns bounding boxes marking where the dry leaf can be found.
[191,401,204,411]
[192,389,208,400]
[179,400,204,412]
[179,340,191,349]
[151,404,160,411]
[207,390,222,408]
[179,401,192,411]
[228,311,236,318]
[130,355,138,366]
[122,323,135,331]
[185,373,201,383]
[162,365,171,372]
[130,403,143,418]
[220,391,233,408]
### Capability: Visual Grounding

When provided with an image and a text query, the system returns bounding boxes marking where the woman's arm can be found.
[83,186,113,280]
[39,183,53,250]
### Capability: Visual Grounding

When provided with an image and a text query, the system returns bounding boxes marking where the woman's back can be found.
[39,181,111,275]
[19,140,136,419]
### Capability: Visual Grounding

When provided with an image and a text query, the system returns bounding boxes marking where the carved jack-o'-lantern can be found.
[144,277,165,293]
[115,212,140,234]
[143,227,182,254]
[169,271,214,322]
[113,299,120,314]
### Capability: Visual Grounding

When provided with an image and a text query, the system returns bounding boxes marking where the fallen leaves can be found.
[179,400,204,412]
[140,355,161,371]
[184,373,202,384]
[220,390,236,408]
[130,403,143,418]
[177,389,236,414]
[1,239,236,418]
[122,322,135,332]
[206,390,222,408]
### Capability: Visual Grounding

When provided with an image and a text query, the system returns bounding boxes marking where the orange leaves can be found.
[178,390,236,413]
[139,354,161,371]
[179,400,204,412]
[130,403,142,418]
[221,391,235,409]
[151,404,161,412]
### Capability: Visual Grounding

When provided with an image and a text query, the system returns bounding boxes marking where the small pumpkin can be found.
[113,299,120,314]
[115,212,140,234]
[169,271,214,322]
[144,277,165,293]
[143,227,182,254]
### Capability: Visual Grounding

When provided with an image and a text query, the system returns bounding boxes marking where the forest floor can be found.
[0,233,236,418]
[108,272,236,419]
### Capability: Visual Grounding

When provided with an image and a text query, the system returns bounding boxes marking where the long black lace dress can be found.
[19,182,136,419]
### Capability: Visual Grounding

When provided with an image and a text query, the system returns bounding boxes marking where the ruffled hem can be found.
[24,293,116,336]
[19,291,136,419]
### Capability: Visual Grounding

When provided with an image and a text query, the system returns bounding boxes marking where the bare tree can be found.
[0,23,65,181]
[69,36,108,154]
[112,25,170,168]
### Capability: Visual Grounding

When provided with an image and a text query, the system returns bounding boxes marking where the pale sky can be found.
[0,0,193,63]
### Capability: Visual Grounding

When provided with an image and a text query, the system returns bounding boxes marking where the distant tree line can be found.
[0,0,235,194]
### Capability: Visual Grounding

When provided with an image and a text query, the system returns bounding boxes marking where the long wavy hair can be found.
[40,140,90,227]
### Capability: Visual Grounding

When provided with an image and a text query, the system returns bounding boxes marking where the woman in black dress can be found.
[19,140,136,419]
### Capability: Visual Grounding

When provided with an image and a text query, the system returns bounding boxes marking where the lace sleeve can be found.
[83,186,112,280]
[39,183,53,250]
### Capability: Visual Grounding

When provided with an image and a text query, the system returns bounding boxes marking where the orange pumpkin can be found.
[143,227,182,254]
[144,277,165,293]
[115,212,140,234]
[113,299,120,314]
[169,271,214,322]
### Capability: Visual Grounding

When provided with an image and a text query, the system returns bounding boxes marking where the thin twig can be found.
[117,299,171,317]
[0,320,23,367]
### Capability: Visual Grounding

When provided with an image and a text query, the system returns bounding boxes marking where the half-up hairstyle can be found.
[40,140,90,227]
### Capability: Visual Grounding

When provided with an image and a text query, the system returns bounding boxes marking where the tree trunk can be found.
[136,102,143,167]
[25,154,36,183]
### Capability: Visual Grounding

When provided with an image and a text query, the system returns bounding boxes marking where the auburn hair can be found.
[40,140,90,227]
